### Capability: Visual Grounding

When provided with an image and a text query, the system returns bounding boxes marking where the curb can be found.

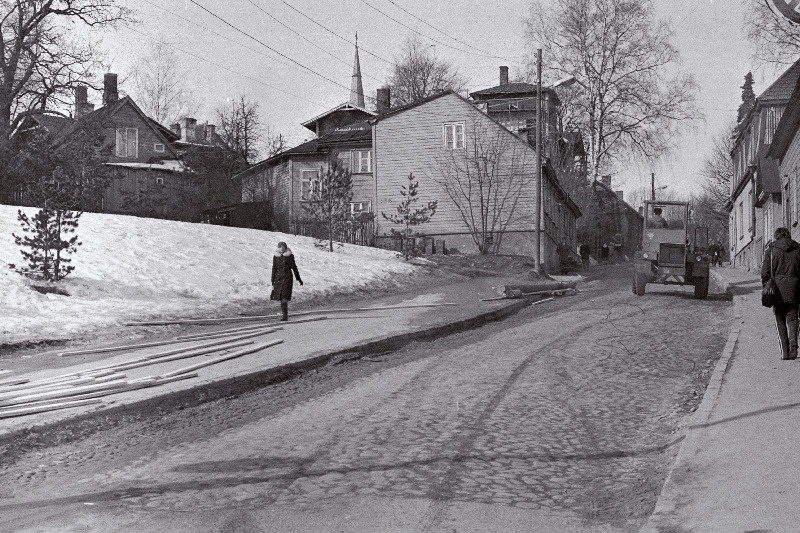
[0,296,536,455]
[639,271,743,532]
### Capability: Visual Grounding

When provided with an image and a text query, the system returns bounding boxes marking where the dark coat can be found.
[271,250,302,301]
[761,237,800,304]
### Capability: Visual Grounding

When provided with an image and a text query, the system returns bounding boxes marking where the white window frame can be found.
[351,150,372,173]
[443,122,465,150]
[156,177,164,185]
[350,201,371,216]
[300,169,320,201]
[115,127,138,158]
[154,143,165,153]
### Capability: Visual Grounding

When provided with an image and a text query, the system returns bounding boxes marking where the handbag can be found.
[762,250,778,308]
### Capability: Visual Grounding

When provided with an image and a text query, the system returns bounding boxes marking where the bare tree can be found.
[127,40,200,126]
[523,0,699,180]
[433,122,532,254]
[0,1,130,179]
[387,35,467,106]
[700,121,735,228]
[744,0,800,66]
[216,95,264,166]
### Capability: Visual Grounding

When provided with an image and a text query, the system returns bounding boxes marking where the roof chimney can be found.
[500,66,509,86]
[601,175,611,187]
[102,73,118,106]
[206,124,216,142]
[179,117,197,142]
[74,86,94,118]
[376,87,391,114]
[615,190,624,201]
[170,122,181,138]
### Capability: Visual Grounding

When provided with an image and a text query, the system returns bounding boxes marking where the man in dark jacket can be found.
[762,227,800,360]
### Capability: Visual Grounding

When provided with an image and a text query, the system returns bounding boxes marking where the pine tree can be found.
[382,173,438,260]
[300,157,353,252]
[13,206,81,281]
[738,72,756,123]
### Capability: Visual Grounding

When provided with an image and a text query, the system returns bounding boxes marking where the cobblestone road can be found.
[0,268,731,532]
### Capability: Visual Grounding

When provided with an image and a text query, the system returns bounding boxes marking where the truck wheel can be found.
[694,277,709,299]
[633,273,646,296]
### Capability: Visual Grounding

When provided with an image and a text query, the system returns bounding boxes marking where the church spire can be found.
[350,33,365,108]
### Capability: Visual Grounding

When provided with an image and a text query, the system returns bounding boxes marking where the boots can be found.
[280,301,288,322]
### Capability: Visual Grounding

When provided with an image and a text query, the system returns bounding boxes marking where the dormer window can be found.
[116,128,138,158]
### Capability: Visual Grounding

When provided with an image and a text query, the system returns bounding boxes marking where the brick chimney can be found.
[500,66,509,86]
[179,117,197,142]
[615,190,624,201]
[102,73,119,106]
[376,87,391,114]
[170,122,181,138]
[601,175,612,188]
[74,86,94,118]
[206,124,216,142]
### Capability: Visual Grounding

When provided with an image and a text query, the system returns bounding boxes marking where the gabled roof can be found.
[54,96,179,159]
[758,58,800,103]
[469,82,559,104]
[301,102,376,133]
[369,90,455,123]
[592,178,643,219]
[29,114,73,137]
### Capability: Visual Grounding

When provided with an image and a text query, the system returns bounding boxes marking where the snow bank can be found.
[0,205,417,344]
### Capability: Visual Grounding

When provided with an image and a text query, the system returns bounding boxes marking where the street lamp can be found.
[533,49,577,274]
[654,185,668,200]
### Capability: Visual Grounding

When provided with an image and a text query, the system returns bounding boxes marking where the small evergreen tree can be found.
[382,173,438,260]
[13,205,81,281]
[738,72,756,123]
[300,157,353,252]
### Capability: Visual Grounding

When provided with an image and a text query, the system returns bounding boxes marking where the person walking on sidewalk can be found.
[271,241,303,322]
[579,242,591,270]
[761,227,800,360]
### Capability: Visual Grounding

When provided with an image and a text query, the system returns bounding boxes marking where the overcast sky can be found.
[94,0,779,203]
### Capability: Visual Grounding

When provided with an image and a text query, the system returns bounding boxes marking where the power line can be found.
[125,26,327,109]
[244,0,384,84]
[354,0,506,60]
[278,0,396,67]
[379,0,520,60]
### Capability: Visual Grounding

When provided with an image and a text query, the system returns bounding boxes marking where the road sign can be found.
[767,0,800,24]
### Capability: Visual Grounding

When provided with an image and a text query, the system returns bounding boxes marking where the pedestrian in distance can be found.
[271,241,303,322]
[761,227,800,360]
[600,242,610,263]
[579,242,591,270]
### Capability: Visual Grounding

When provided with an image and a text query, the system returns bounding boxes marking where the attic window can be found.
[154,143,165,153]
[115,127,138,158]
[443,123,465,150]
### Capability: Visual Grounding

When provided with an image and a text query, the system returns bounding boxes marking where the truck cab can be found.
[633,200,710,298]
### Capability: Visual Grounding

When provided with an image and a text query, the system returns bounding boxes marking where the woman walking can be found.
[271,241,303,321]
[762,227,800,360]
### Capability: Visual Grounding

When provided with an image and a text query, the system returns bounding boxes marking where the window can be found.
[443,123,465,150]
[300,169,320,201]
[738,202,744,239]
[156,177,164,185]
[154,143,165,153]
[748,189,753,233]
[115,127,138,158]
[350,201,371,216]
[352,150,372,173]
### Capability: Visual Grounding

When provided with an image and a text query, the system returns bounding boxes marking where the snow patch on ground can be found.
[0,205,417,344]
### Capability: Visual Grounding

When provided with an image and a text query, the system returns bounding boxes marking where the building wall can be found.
[105,101,174,164]
[780,121,800,236]
[374,93,579,260]
[104,168,206,221]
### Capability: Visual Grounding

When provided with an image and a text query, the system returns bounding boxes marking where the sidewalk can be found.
[0,276,551,446]
[643,266,800,533]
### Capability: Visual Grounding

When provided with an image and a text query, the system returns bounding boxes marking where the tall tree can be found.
[744,0,800,66]
[387,35,467,106]
[0,1,130,185]
[301,156,353,253]
[700,121,735,231]
[523,0,698,180]
[738,72,756,123]
[127,40,200,126]
[216,95,264,166]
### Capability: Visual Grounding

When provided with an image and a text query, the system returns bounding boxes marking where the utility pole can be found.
[534,49,542,274]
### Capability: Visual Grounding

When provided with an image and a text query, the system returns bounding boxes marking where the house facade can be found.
[12,73,237,221]
[767,70,800,244]
[587,177,643,258]
[728,60,799,271]
[372,91,580,269]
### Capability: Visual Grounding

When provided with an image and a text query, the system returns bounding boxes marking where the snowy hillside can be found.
[0,205,417,345]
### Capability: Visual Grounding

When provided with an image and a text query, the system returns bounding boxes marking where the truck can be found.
[632,200,710,299]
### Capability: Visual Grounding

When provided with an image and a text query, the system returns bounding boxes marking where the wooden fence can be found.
[292,219,375,247]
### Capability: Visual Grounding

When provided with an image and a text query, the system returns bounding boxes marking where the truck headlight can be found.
[696,255,702,262]
[642,253,649,259]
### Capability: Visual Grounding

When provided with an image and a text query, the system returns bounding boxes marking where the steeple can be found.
[350,33,365,108]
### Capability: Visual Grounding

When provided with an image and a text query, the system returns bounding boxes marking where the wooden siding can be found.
[374,92,578,255]
[781,122,800,234]
[106,101,173,164]
[103,168,206,221]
